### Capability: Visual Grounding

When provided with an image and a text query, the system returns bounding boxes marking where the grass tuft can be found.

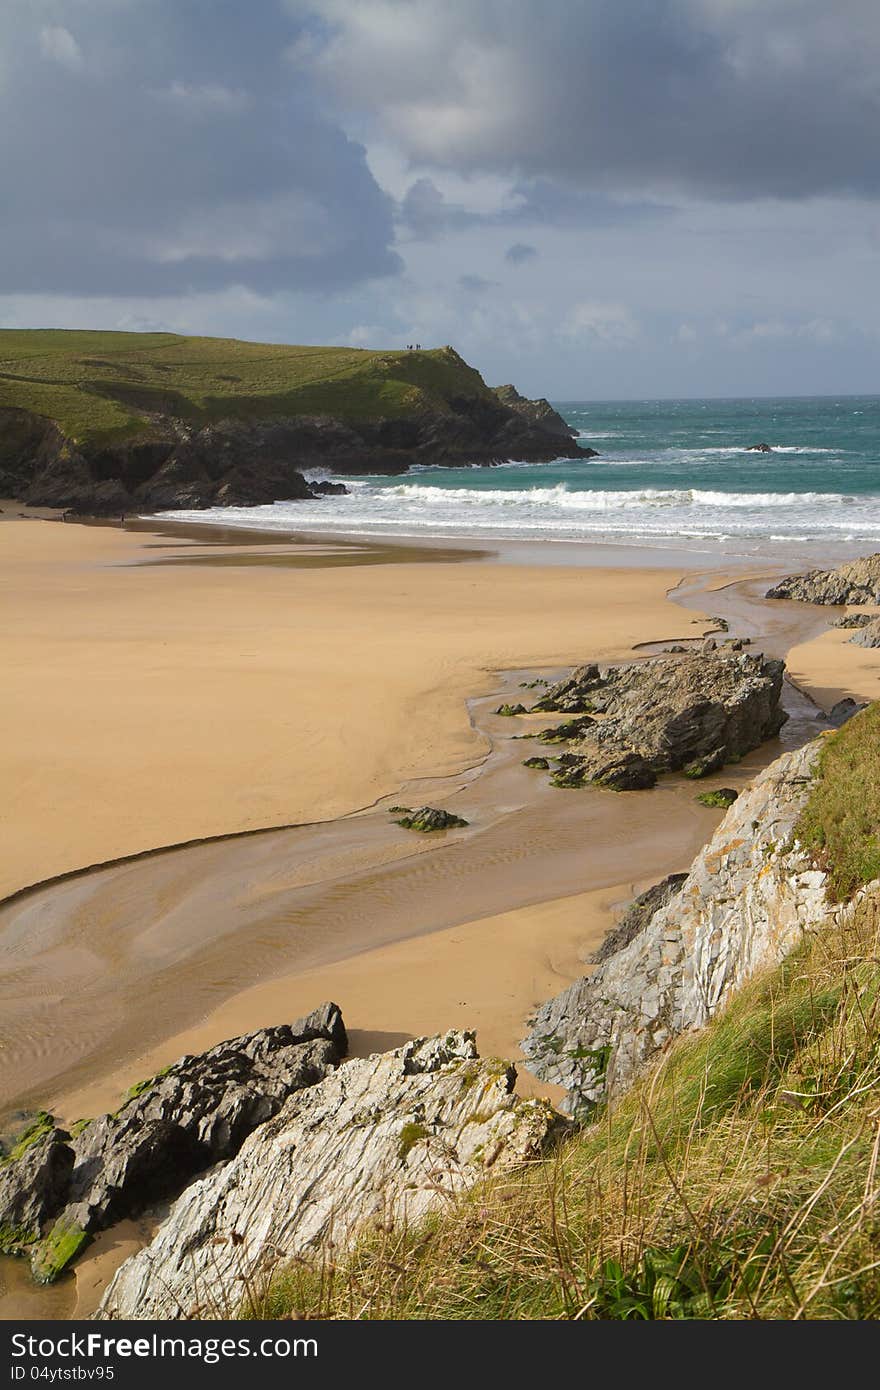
[796,705,880,901]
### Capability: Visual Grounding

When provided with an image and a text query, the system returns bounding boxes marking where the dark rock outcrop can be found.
[491,384,597,456]
[746,442,773,452]
[766,555,880,605]
[531,663,602,714]
[696,787,739,809]
[392,806,469,832]
[530,652,787,791]
[0,1004,346,1282]
[538,715,596,744]
[825,697,867,728]
[309,479,349,496]
[591,874,689,966]
[0,1127,74,1252]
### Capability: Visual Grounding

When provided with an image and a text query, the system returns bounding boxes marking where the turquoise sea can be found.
[168,395,880,556]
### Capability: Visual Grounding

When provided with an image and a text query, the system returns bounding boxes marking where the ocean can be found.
[165,395,880,557]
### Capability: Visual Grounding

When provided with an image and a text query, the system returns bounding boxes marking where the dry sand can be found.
[0,517,705,902]
[786,609,880,708]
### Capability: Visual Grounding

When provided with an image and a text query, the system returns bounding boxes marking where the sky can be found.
[2,0,880,399]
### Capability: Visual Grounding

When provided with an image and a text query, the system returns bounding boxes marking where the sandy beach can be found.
[1,513,734,1113]
[0,510,871,1322]
[2,517,867,1114]
[1,516,707,903]
[786,619,880,708]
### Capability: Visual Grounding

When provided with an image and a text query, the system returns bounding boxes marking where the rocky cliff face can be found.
[766,554,880,605]
[96,1032,566,1319]
[490,384,594,453]
[0,384,590,516]
[521,738,835,1114]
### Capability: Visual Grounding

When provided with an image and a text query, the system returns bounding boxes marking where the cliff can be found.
[0,331,592,515]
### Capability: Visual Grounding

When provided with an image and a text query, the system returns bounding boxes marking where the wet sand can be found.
[5,670,721,1120]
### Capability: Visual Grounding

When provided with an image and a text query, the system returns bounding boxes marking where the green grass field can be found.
[0,329,491,446]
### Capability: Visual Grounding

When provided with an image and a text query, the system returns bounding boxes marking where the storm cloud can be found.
[296,0,880,201]
[0,1,400,296]
[2,1,879,397]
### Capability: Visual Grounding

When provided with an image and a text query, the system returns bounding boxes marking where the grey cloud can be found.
[299,0,880,201]
[501,181,671,229]
[398,178,475,238]
[458,274,497,293]
[0,3,400,296]
[505,242,538,265]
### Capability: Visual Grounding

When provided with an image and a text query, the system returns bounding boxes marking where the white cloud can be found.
[561,301,639,345]
[39,25,82,71]
[289,0,880,201]
[343,323,388,346]
[152,82,250,115]
[727,315,840,348]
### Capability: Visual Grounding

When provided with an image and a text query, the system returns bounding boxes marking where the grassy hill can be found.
[0,329,496,448]
[254,709,880,1321]
[0,328,583,514]
[0,329,583,512]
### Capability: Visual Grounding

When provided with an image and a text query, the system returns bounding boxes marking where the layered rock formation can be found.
[590,874,689,965]
[96,1032,566,1319]
[0,1005,346,1282]
[524,651,787,790]
[766,554,880,605]
[521,739,834,1114]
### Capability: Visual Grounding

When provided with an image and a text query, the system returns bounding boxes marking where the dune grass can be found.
[796,705,880,901]
[239,709,880,1321]
[0,329,490,446]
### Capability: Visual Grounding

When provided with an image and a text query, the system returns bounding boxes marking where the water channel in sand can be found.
[0,564,835,1318]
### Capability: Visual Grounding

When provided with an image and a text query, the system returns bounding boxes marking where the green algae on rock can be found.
[393,807,469,833]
